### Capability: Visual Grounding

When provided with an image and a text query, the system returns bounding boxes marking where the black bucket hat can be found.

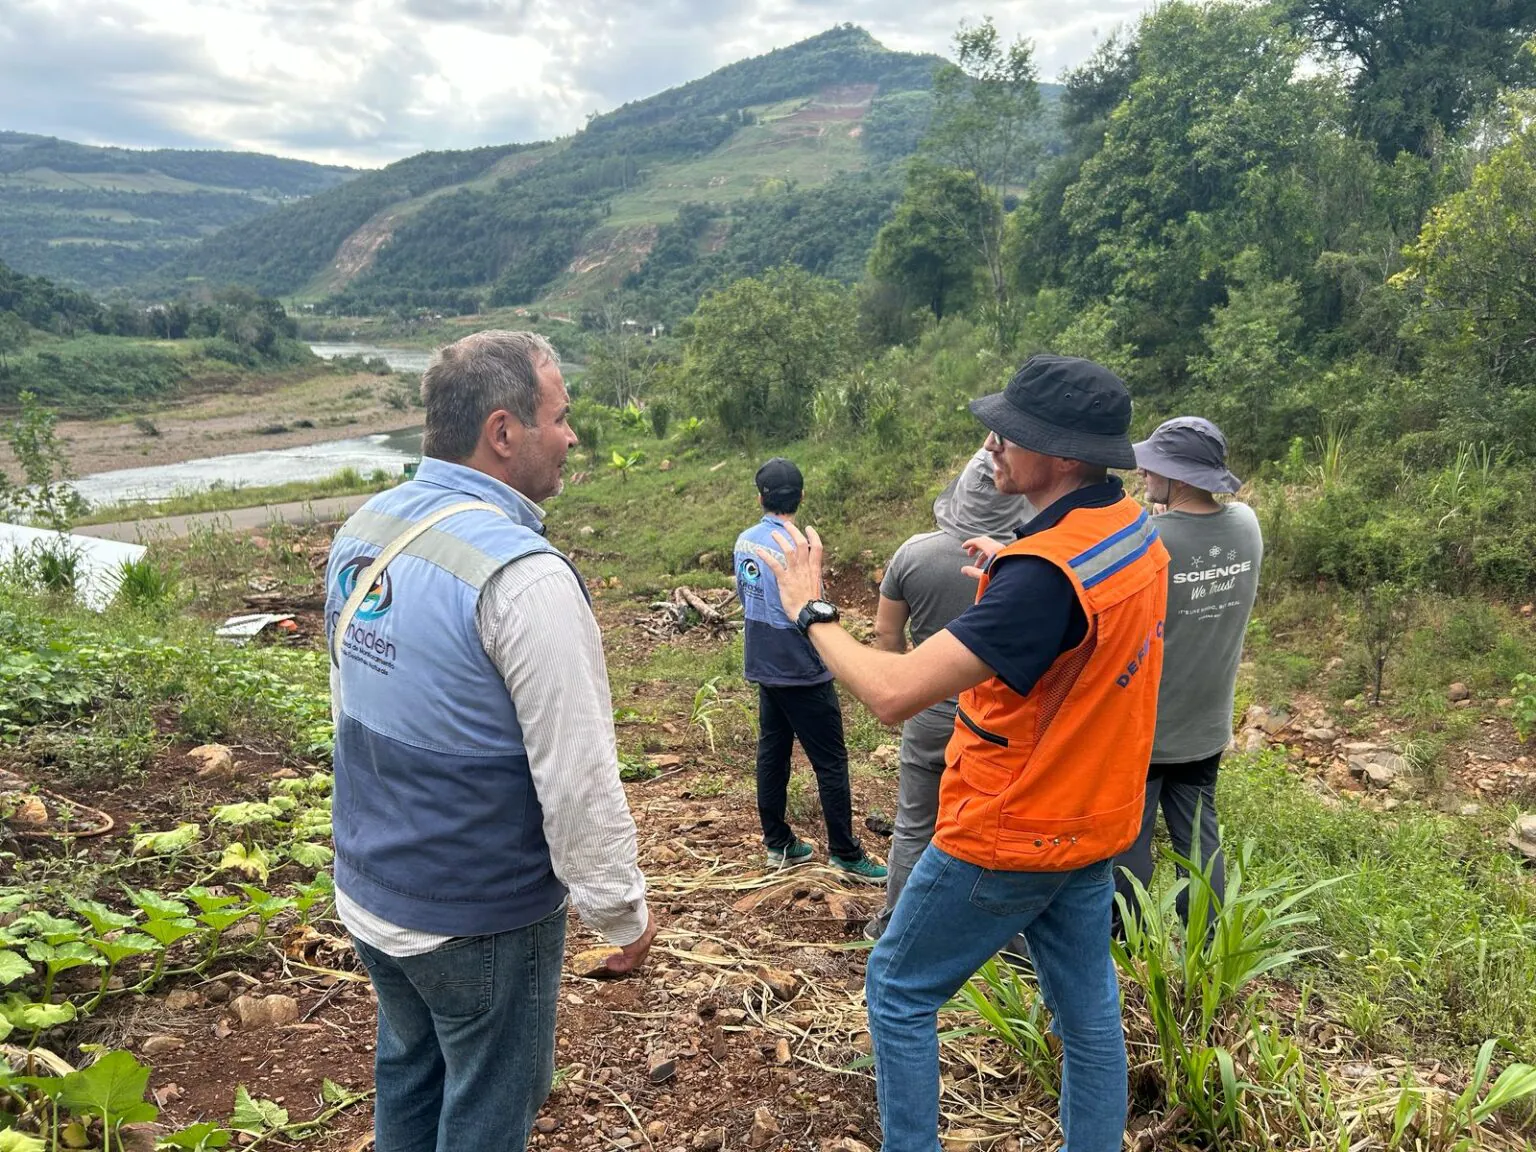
[1133,417,1242,494]
[969,354,1137,470]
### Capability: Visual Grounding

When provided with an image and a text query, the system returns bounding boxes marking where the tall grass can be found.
[951,809,1536,1147]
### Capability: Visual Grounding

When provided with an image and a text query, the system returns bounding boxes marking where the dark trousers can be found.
[1112,751,1225,932]
[756,681,862,860]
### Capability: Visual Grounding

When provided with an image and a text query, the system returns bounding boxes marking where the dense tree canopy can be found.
[1290,0,1536,157]
[680,266,857,443]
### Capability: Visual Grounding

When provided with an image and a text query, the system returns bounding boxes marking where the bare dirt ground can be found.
[3,539,921,1151]
[0,369,418,477]
[8,518,1532,1150]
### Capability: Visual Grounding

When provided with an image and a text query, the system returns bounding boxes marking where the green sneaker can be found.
[766,839,814,868]
[831,854,887,884]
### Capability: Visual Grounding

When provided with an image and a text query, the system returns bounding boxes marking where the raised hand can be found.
[755,521,825,621]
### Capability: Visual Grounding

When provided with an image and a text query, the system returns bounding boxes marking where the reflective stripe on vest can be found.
[1070,509,1160,589]
[934,496,1170,873]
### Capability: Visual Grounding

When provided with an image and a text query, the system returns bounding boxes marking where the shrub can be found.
[114,556,178,611]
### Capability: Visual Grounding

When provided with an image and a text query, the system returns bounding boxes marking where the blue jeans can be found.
[352,902,567,1152]
[865,846,1126,1152]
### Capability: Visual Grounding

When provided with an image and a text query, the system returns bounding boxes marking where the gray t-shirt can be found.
[881,530,982,769]
[1152,502,1263,763]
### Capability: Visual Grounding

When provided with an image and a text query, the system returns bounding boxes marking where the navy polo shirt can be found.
[945,477,1126,698]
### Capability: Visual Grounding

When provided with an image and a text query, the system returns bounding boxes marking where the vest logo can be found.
[738,556,762,585]
[336,556,394,620]
[1115,620,1163,688]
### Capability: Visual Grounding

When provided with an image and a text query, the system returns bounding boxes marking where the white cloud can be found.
[0,0,1159,167]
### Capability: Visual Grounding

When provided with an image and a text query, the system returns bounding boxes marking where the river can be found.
[71,343,427,507]
[307,342,436,374]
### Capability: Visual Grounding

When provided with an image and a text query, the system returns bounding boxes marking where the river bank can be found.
[0,368,418,478]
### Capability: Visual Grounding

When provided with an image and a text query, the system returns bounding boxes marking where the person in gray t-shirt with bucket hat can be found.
[1114,417,1262,933]
[864,446,1035,940]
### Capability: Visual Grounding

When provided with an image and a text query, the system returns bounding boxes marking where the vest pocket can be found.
[956,707,1009,747]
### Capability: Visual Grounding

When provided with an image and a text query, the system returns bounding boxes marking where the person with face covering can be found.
[1112,417,1263,932]
[864,446,1036,941]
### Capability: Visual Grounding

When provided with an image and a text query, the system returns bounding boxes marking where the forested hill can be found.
[0,133,355,292]
[158,25,1061,315]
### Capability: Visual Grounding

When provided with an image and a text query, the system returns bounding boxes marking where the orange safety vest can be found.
[934,496,1170,872]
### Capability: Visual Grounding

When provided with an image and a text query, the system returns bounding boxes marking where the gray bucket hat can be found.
[969,354,1137,470]
[1133,417,1242,494]
[933,447,1037,539]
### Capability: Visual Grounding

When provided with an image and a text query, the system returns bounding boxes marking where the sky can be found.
[0,0,1156,169]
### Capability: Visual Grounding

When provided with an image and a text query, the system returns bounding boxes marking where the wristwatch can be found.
[795,599,840,634]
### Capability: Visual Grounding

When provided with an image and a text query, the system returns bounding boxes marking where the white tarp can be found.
[0,522,147,611]
[215,613,295,643]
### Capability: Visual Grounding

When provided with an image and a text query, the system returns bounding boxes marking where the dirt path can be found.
[74,492,376,543]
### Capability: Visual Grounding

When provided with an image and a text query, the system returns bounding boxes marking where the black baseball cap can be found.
[755,457,803,499]
[969,354,1137,470]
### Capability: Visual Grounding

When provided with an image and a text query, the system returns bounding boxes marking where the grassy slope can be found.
[604,97,869,228]
[293,92,874,311]
[543,423,1536,1071]
[0,168,246,195]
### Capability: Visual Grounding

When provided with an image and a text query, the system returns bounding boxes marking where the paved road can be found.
[74,492,374,543]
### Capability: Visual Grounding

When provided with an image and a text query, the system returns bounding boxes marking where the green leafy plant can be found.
[156,1121,233,1149]
[608,448,645,483]
[1512,672,1536,743]
[1357,582,1412,705]
[0,392,87,530]
[688,676,753,753]
[55,1050,158,1151]
[947,957,1059,1095]
[1110,839,1342,1140]
[114,557,178,611]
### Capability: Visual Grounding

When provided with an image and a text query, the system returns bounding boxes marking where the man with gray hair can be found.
[864,445,1034,939]
[326,330,656,1152]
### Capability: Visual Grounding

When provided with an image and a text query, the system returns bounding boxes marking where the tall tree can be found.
[680,266,856,443]
[1291,0,1536,157]
[1054,2,1322,378]
[866,166,990,322]
[921,18,1043,346]
[1393,100,1536,425]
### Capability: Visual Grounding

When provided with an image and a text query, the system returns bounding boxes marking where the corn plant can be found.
[690,676,753,753]
[947,957,1059,1096]
[1111,838,1341,1140]
[1387,1039,1536,1149]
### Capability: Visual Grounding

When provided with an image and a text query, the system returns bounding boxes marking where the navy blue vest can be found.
[324,458,572,935]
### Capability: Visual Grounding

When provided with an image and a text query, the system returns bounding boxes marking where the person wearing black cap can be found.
[1112,417,1262,932]
[752,355,1169,1152]
[732,458,886,882]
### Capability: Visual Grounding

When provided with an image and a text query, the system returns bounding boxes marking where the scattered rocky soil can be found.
[5,518,1535,1150]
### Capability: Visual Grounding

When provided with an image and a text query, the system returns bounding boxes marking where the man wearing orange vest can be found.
[754,355,1169,1152]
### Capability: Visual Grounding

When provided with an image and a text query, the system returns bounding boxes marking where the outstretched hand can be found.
[960,535,1004,581]
[755,521,824,622]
